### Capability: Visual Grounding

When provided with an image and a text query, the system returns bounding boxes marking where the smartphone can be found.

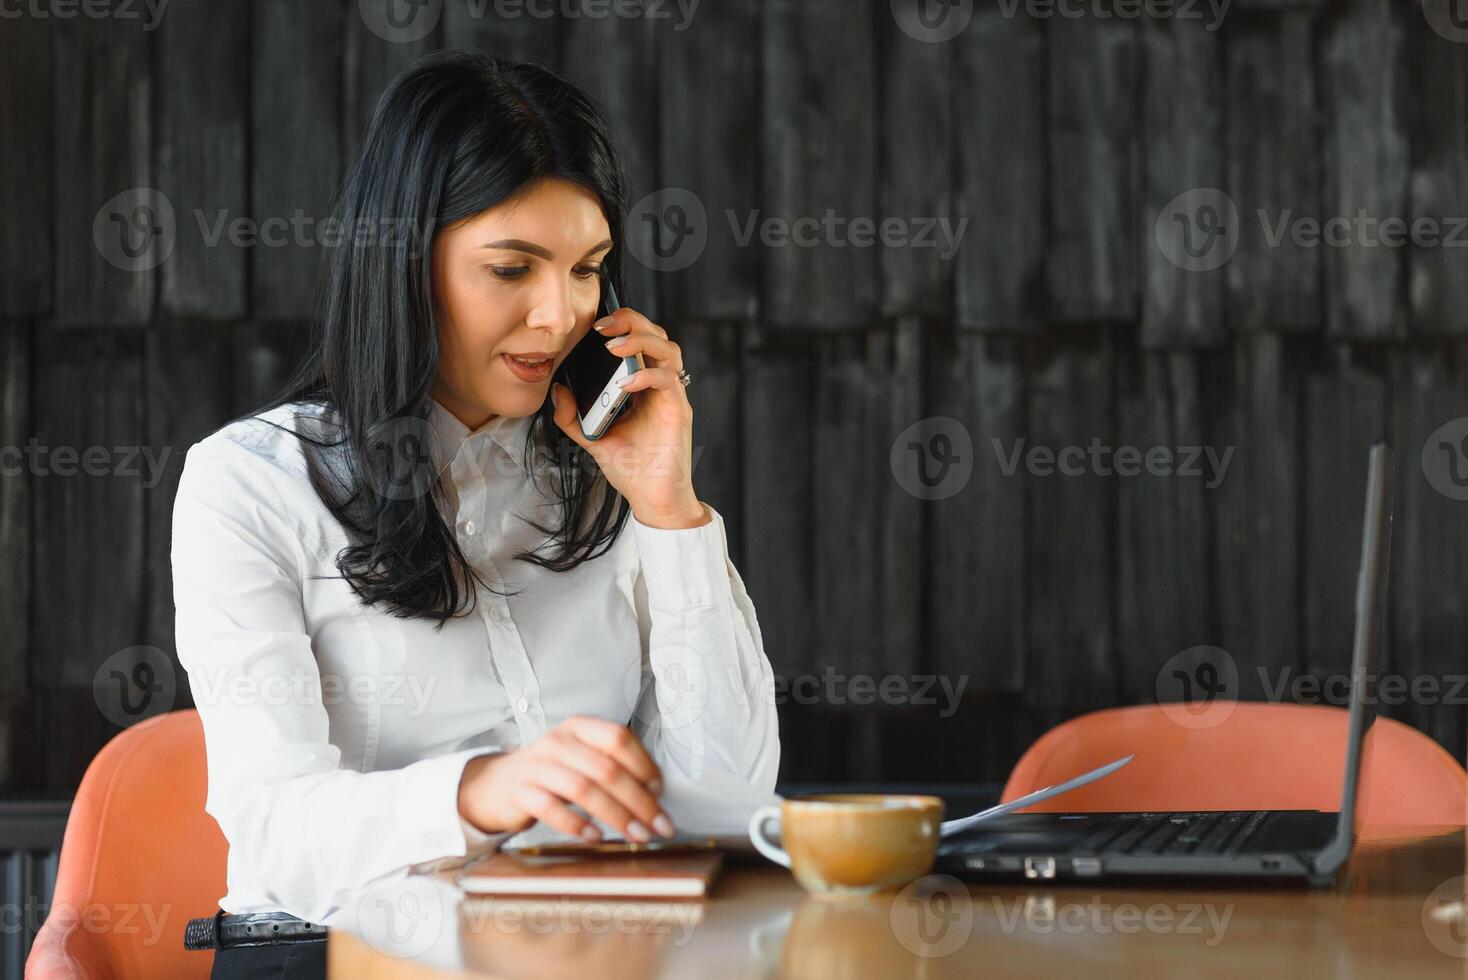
[503,837,721,856]
[555,281,644,440]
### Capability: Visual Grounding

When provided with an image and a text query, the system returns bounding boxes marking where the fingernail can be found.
[594,316,614,331]
[616,375,636,387]
[652,814,676,838]
[605,335,628,349]
[581,824,602,841]
[626,820,651,842]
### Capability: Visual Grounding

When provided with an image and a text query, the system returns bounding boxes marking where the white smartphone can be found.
[556,282,644,440]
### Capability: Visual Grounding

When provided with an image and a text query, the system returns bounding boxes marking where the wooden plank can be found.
[1233,0,1322,9]
[1224,11,1319,334]
[42,690,122,794]
[442,0,558,65]
[53,12,153,326]
[253,0,344,321]
[1390,346,1468,759]
[1047,14,1138,324]
[144,329,233,663]
[561,6,662,320]
[762,0,878,329]
[772,707,852,783]
[1301,344,1387,681]
[875,321,926,685]
[1407,3,1468,337]
[343,1,440,162]
[32,329,147,691]
[658,0,760,322]
[740,326,814,680]
[1205,334,1302,699]
[1318,0,1408,340]
[232,322,314,417]
[157,0,248,319]
[955,8,1044,332]
[1025,335,1116,710]
[811,322,924,682]
[677,322,743,568]
[1115,350,1213,704]
[0,321,32,695]
[880,8,954,318]
[871,694,1044,787]
[1140,17,1226,348]
[812,320,924,779]
[0,696,43,791]
[0,15,51,316]
[927,332,1025,692]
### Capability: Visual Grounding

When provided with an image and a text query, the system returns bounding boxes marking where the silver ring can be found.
[676,368,692,388]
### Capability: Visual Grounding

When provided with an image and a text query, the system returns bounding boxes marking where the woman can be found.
[171,49,779,979]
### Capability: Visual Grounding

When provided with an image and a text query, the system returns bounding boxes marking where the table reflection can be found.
[325,829,1467,979]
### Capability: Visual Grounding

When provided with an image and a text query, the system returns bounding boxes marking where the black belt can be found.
[184,910,328,950]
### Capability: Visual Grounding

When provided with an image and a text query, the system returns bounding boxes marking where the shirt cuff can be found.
[460,814,505,851]
[631,502,732,609]
[403,747,513,874]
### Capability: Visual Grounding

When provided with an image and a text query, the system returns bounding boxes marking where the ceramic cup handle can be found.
[748,805,791,868]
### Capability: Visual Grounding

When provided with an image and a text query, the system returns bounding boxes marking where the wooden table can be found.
[327,826,1468,978]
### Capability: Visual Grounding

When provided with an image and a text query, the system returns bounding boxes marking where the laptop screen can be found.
[1323,443,1393,866]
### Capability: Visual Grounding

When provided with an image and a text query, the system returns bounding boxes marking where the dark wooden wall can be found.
[1,0,1465,795]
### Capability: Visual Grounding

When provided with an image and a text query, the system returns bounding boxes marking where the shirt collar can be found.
[426,395,535,477]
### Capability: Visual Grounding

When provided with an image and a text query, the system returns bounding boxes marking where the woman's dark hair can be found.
[253,48,633,627]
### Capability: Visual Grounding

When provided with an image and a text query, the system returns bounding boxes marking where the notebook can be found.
[456,849,724,899]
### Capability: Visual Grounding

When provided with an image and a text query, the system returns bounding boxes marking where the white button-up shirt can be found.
[171,396,780,922]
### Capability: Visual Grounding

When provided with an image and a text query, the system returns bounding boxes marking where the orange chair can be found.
[27,710,227,980]
[1001,703,1467,827]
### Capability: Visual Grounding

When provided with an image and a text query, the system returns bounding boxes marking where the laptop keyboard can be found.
[1076,811,1272,857]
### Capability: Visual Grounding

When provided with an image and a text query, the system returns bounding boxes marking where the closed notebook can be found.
[456,849,724,899]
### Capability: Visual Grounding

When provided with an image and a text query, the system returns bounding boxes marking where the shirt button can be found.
[515,697,529,714]
[462,520,476,536]
[492,606,509,623]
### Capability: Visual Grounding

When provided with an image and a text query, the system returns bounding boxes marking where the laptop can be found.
[935,443,1394,888]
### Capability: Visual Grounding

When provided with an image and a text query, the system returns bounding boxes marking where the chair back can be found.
[27,710,225,979]
[1002,702,1467,826]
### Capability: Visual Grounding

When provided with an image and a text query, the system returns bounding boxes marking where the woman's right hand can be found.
[457,715,676,843]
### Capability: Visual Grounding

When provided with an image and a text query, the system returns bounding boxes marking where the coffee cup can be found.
[747,794,943,898]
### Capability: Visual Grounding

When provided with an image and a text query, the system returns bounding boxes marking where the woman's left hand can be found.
[550,306,708,530]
